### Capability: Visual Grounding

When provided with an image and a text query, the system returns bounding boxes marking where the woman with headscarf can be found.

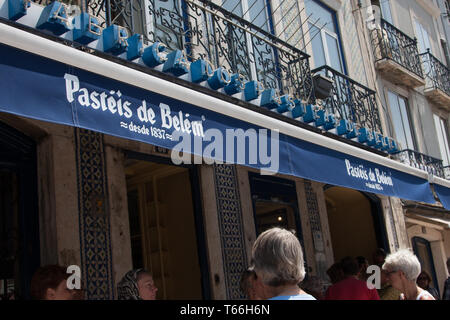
[117,269,158,300]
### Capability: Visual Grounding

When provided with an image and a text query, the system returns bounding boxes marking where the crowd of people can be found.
[238,232,449,301]
[26,227,450,300]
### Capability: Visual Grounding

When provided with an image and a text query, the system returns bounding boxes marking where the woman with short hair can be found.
[382,249,435,300]
[250,227,315,300]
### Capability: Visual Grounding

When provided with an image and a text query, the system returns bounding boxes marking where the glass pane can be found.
[415,22,425,53]
[246,0,275,87]
[222,0,243,16]
[434,115,450,165]
[304,0,336,33]
[309,23,326,68]
[414,239,439,291]
[388,91,408,150]
[415,21,432,54]
[439,121,450,166]
[423,29,432,53]
[280,0,303,48]
[151,0,184,49]
[380,0,393,24]
[398,96,415,150]
[325,33,343,72]
[248,0,269,31]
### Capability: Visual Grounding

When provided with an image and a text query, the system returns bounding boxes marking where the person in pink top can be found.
[325,256,380,300]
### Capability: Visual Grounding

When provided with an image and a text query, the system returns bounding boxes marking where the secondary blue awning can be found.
[434,184,450,210]
[1,24,449,209]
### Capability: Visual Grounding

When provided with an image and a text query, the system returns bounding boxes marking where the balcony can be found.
[372,19,425,88]
[445,166,450,180]
[393,149,446,179]
[420,50,450,109]
[312,66,382,133]
[30,0,313,103]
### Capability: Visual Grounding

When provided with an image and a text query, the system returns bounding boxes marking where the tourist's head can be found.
[30,265,73,300]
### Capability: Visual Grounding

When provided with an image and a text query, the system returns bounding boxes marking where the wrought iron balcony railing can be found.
[31,0,314,103]
[420,49,450,97]
[445,166,450,180]
[393,149,445,179]
[372,19,423,79]
[311,65,382,133]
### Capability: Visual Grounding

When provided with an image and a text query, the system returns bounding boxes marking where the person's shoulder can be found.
[418,290,436,300]
[419,294,435,300]
[288,294,317,300]
[269,294,317,301]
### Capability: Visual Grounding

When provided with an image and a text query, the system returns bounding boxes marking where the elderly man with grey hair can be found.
[382,249,435,300]
[250,227,315,300]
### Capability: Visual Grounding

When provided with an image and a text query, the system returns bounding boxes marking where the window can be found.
[445,0,450,22]
[146,0,185,49]
[415,20,432,54]
[371,0,393,24]
[219,0,289,90]
[380,0,393,24]
[434,114,450,166]
[304,0,345,73]
[412,237,440,297]
[221,0,273,83]
[387,91,416,150]
[248,172,304,243]
[222,0,270,30]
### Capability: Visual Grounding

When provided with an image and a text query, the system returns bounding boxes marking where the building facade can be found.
[365,0,450,296]
[0,0,449,300]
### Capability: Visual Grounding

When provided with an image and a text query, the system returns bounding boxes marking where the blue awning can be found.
[1,28,449,209]
[434,184,450,211]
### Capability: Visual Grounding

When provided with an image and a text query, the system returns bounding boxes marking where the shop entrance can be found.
[325,186,388,264]
[125,154,208,299]
[248,172,305,248]
[0,121,39,300]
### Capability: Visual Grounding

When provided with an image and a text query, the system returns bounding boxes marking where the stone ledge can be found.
[375,59,425,89]
[424,88,450,111]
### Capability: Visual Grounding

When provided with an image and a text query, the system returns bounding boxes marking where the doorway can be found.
[0,121,39,300]
[248,172,305,250]
[125,154,208,299]
[412,236,440,297]
[325,186,388,264]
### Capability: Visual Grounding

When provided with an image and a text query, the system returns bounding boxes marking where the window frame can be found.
[386,90,417,151]
[414,19,433,55]
[412,236,440,298]
[231,0,275,82]
[379,0,393,25]
[433,114,450,166]
[305,0,347,74]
